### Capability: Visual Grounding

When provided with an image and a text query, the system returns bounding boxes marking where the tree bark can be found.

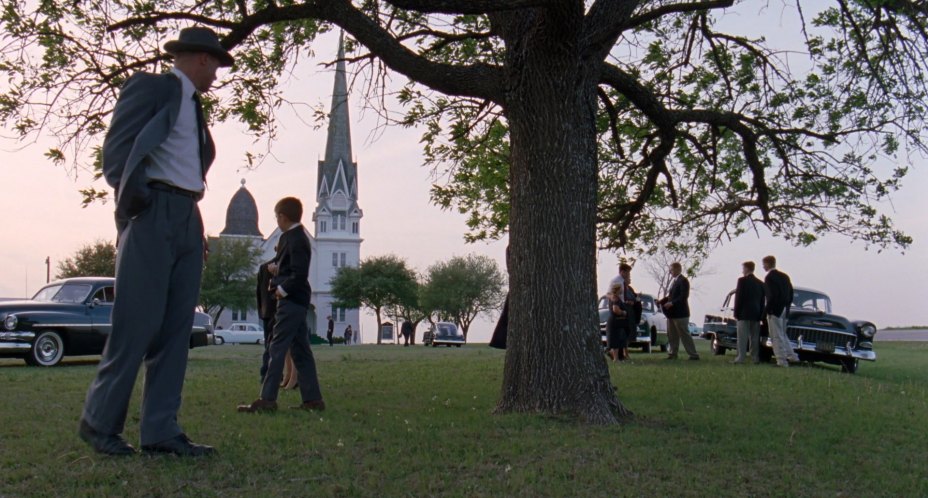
[493,8,630,424]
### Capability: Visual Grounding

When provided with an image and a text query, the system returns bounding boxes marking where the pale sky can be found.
[1,13,926,343]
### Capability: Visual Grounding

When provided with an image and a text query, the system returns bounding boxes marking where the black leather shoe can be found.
[141,434,215,457]
[290,399,326,411]
[78,419,135,456]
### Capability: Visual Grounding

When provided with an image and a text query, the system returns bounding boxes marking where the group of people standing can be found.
[605,261,700,362]
[732,255,797,367]
[324,315,354,346]
[606,255,796,367]
[604,263,642,362]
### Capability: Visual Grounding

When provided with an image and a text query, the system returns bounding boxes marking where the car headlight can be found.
[859,324,876,338]
[3,314,18,331]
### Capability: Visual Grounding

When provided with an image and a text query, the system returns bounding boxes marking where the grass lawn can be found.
[1,340,926,497]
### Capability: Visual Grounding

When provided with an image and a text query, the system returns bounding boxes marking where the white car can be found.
[214,322,265,345]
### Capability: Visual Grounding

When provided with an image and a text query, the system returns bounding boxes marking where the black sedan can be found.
[0,277,213,366]
[702,286,876,373]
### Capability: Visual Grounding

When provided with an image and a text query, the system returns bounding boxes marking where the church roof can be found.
[220,180,262,237]
[317,32,357,202]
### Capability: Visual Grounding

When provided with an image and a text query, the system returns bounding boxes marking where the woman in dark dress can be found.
[606,282,628,362]
[622,277,643,361]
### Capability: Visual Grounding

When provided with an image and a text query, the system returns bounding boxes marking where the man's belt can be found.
[148,181,202,200]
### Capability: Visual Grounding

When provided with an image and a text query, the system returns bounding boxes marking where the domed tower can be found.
[220,179,262,238]
[213,179,264,329]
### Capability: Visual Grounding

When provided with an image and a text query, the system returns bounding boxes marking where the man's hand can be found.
[275,288,284,299]
[268,262,279,275]
[662,302,672,310]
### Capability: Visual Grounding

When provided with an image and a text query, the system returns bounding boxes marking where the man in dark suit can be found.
[763,255,799,367]
[257,259,277,382]
[658,262,700,360]
[733,261,766,364]
[401,320,414,346]
[238,197,325,413]
[79,27,233,457]
[326,315,335,346]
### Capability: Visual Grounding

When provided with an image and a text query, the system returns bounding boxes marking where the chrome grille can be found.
[787,326,856,349]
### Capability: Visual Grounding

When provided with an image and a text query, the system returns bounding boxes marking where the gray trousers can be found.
[735,320,761,363]
[767,311,798,364]
[667,317,699,358]
[260,299,322,403]
[82,190,203,445]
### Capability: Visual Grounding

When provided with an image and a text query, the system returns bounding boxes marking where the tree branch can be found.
[585,0,733,52]
[384,0,554,15]
[109,0,507,103]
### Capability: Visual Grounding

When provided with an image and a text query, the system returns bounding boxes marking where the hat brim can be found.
[164,41,234,67]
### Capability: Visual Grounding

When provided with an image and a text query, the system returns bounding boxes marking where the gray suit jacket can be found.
[102,72,215,234]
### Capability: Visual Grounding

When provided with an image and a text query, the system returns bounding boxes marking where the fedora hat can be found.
[164,27,234,67]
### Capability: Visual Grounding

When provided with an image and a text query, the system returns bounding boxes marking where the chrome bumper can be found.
[763,337,876,361]
[0,331,34,353]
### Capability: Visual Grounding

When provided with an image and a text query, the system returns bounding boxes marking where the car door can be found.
[703,290,737,342]
[85,285,114,352]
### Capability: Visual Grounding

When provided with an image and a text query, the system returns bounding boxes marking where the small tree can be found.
[640,242,714,299]
[56,240,116,279]
[330,255,418,345]
[422,254,506,339]
[199,237,262,323]
[386,279,431,345]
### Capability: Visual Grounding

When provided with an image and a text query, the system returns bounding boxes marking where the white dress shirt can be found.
[146,68,204,193]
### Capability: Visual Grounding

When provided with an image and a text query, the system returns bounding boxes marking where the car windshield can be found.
[436,323,460,338]
[32,283,93,303]
[792,289,832,313]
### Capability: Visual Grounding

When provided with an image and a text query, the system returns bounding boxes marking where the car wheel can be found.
[711,337,726,356]
[214,336,225,345]
[642,342,651,353]
[841,358,859,374]
[456,344,462,348]
[659,343,668,353]
[26,330,65,367]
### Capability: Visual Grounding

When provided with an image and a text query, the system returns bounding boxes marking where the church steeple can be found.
[317,32,356,201]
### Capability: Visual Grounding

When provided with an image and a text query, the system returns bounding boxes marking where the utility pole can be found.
[45,256,50,283]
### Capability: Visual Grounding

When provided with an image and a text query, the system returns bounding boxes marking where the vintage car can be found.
[702,286,876,373]
[0,277,213,366]
[215,322,265,345]
[422,321,465,347]
[597,293,668,353]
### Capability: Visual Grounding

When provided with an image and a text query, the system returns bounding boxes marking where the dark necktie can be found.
[192,93,207,179]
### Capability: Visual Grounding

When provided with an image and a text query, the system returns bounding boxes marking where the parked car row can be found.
[0,277,212,367]
[702,286,876,373]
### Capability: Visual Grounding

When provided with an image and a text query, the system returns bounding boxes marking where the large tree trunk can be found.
[494,9,630,424]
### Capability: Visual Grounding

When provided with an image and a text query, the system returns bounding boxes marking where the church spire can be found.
[317,31,356,200]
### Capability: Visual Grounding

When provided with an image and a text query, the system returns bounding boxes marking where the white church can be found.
[213,37,362,341]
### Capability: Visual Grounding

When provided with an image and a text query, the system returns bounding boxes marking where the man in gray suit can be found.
[658,262,700,360]
[79,27,233,457]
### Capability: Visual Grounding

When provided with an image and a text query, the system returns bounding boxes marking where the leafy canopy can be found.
[421,254,506,338]
[1,2,925,257]
[199,237,263,322]
[55,239,116,279]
